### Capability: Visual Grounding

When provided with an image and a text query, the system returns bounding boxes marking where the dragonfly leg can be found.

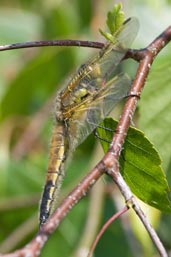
[94,130,111,143]
[93,124,114,144]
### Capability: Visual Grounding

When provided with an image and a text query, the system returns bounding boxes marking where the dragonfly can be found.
[39,17,139,225]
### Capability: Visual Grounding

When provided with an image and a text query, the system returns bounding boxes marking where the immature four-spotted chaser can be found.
[39,17,139,225]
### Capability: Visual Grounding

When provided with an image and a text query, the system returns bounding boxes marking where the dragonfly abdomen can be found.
[39,123,68,225]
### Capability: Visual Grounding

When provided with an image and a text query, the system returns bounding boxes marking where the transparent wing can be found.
[61,17,139,106]
[62,17,139,149]
[68,74,131,149]
[91,17,139,80]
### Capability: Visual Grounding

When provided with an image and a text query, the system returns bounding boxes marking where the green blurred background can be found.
[0,1,171,256]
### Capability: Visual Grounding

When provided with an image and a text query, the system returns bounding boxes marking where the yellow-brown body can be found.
[39,122,68,224]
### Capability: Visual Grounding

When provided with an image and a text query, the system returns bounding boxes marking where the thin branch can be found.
[109,167,168,257]
[87,206,129,257]
[0,40,104,52]
[0,38,145,64]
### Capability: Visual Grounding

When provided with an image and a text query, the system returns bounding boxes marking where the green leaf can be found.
[99,3,125,41]
[97,118,171,213]
[106,3,125,34]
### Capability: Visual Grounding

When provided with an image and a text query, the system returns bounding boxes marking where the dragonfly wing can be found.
[64,18,139,149]
[116,17,139,48]
[90,17,139,80]
[68,73,131,150]
[60,18,139,111]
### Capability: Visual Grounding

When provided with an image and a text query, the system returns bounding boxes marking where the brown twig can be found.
[87,206,129,257]
[101,26,171,257]
[0,26,171,257]
[0,40,103,52]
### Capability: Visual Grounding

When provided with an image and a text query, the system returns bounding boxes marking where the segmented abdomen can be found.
[39,123,68,225]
